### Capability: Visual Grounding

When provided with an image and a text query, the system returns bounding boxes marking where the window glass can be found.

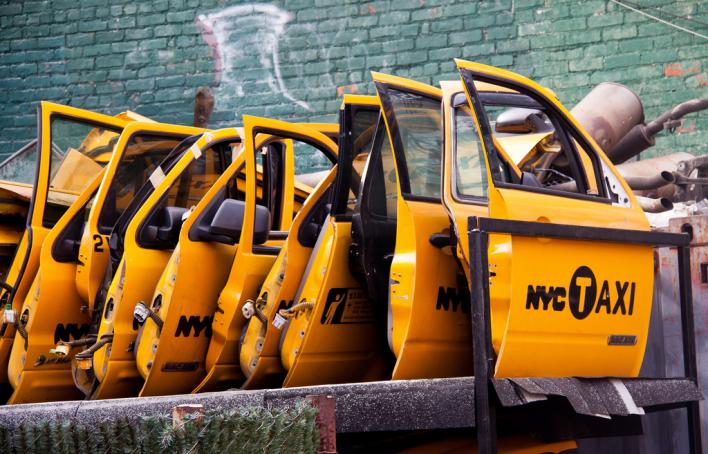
[279,136,334,208]
[380,131,398,217]
[454,104,487,198]
[292,140,335,189]
[571,137,600,195]
[261,135,334,227]
[165,144,231,209]
[44,117,121,226]
[0,141,38,184]
[477,91,602,196]
[97,134,184,233]
[346,109,379,211]
[259,142,287,229]
[386,89,442,198]
[368,119,398,219]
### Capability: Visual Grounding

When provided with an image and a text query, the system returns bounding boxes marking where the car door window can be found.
[45,117,121,226]
[384,89,442,200]
[338,108,379,215]
[165,144,232,209]
[367,118,398,219]
[97,134,184,233]
[471,88,606,199]
[453,100,487,199]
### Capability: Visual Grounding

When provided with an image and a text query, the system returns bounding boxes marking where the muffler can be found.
[636,196,673,213]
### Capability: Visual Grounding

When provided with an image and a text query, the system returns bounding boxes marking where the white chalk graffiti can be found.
[196,3,314,111]
[196,3,388,114]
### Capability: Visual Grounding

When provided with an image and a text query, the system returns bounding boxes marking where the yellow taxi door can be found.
[371,73,474,380]
[194,167,324,392]
[133,131,296,396]
[0,102,128,386]
[82,132,235,399]
[76,123,205,314]
[451,59,653,377]
[7,171,104,403]
[5,123,203,403]
[194,118,338,393]
[266,96,387,388]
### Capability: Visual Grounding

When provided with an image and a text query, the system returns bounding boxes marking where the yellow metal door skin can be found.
[0,102,128,385]
[240,97,379,390]
[137,119,336,395]
[372,73,473,380]
[6,171,104,404]
[192,118,337,393]
[280,217,388,387]
[136,129,247,397]
[9,124,199,402]
[89,130,225,399]
[76,123,205,314]
[238,170,336,390]
[455,59,653,377]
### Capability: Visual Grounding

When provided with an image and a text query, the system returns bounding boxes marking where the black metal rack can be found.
[467,216,702,454]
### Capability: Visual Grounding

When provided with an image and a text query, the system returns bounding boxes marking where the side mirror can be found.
[495,108,551,134]
[52,203,88,262]
[157,207,188,242]
[208,199,271,245]
[139,206,188,249]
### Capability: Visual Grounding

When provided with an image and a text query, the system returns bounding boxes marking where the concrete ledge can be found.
[0,376,698,433]
[0,377,476,433]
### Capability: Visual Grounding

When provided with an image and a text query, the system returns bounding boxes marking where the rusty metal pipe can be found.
[621,170,675,191]
[193,86,214,128]
[637,184,677,201]
[616,153,691,199]
[608,98,708,164]
[616,152,694,178]
[645,98,708,136]
[548,180,577,193]
[607,125,655,164]
[548,171,673,193]
[636,196,673,213]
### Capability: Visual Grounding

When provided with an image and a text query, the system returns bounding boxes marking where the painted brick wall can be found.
[0,0,706,166]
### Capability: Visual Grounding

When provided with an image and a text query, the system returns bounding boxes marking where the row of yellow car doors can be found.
[1,110,209,402]
[129,60,651,387]
[0,59,653,405]
[0,105,346,401]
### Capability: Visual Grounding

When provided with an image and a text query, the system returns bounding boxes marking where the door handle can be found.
[429,232,456,249]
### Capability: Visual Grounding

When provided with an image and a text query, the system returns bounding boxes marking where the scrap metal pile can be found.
[0,59,704,451]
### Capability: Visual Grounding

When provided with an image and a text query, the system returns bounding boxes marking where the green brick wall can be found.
[0,0,706,165]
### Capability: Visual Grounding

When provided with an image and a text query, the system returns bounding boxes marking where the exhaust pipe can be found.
[607,98,708,164]
[636,196,673,213]
[620,170,675,191]
[615,152,692,200]
[616,152,694,178]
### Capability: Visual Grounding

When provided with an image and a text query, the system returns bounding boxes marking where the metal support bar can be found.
[476,217,689,247]
[678,245,703,454]
[469,218,496,454]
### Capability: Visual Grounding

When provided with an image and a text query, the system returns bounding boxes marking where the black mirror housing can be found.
[138,206,188,249]
[157,207,188,242]
[208,199,271,246]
